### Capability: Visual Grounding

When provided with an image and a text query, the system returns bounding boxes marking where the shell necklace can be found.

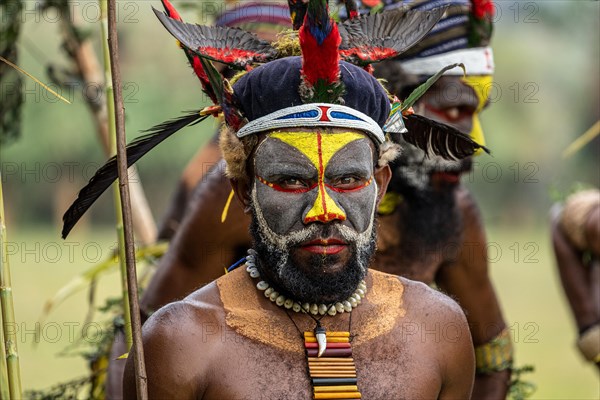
[245,248,367,317]
[245,249,364,398]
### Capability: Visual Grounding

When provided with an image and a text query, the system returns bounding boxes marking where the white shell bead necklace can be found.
[244,249,367,316]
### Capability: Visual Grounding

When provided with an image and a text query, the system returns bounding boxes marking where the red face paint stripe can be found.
[256,175,317,194]
[304,213,346,223]
[316,132,329,218]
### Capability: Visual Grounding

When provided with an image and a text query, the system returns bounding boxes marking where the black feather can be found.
[153,8,277,69]
[337,6,447,65]
[61,112,207,239]
[401,114,490,160]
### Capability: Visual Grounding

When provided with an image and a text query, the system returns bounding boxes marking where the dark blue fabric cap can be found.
[233,57,390,127]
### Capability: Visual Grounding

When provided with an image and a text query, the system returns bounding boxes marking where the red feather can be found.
[161,0,182,21]
[338,46,398,63]
[299,23,341,85]
[472,0,495,19]
[195,47,271,65]
[160,0,218,104]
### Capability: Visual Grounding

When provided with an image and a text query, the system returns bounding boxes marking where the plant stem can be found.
[106,0,148,397]
[0,172,23,398]
[0,304,9,399]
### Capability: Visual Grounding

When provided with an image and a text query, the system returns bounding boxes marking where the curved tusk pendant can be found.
[315,326,327,357]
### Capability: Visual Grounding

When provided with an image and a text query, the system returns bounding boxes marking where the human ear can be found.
[373,165,392,208]
[230,178,252,214]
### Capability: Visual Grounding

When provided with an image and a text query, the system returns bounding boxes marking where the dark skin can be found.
[124,270,475,399]
[551,203,600,369]
[108,77,510,398]
[124,131,475,398]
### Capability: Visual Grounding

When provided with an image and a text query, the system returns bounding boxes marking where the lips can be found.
[300,237,348,255]
[431,171,461,184]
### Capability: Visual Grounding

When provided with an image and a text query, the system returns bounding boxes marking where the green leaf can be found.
[401,63,466,113]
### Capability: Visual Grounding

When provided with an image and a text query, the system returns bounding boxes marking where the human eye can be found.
[281,177,306,188]
[442,105,476,122]
[330,175,368,191]
[277,176,311,190]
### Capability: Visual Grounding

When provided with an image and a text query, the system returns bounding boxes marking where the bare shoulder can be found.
[400,276,468,324]
[146,280,223,332]
[397,276,475,398]
[123,281,225,398]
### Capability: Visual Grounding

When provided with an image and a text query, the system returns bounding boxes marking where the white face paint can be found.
[247,128,381,303]
[251,181,378,279]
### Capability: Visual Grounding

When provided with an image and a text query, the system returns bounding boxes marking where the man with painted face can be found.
[124,55,475,399]
[370,3,513,396]
[132,1,512,398]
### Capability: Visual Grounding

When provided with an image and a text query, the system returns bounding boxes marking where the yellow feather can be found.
[221,189,235,223]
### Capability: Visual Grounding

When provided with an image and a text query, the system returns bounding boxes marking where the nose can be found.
[303,184,346,224]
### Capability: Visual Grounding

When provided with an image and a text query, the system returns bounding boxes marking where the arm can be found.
[141,159,251,313]
[107,161,251,398]
[437,292,476,400]
[551,209,599,333]
[436,186,511,399]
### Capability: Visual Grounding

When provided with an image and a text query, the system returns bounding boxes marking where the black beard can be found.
[249,213,376,305]
[392,170,463,258]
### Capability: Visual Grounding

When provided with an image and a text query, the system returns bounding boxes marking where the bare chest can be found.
[201,336,442,400]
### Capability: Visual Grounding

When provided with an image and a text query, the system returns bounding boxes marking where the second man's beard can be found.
[393,170,463,261]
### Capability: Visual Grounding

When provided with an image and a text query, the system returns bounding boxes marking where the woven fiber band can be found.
[236,103,386,144]
[401,46,495,76]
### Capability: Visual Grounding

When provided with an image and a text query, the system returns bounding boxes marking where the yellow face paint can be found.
[462,75,493,155]
[269,131,366,223]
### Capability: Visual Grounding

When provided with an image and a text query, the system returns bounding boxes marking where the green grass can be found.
[8,227,121,392]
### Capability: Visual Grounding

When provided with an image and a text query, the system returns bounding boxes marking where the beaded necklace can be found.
[243,249,364,399]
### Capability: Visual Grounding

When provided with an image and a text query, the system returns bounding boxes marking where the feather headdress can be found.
[61,0,488,238]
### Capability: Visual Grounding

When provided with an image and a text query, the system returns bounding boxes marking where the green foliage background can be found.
[0,1,598,398]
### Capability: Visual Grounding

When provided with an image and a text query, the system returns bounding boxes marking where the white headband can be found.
[236,103,385,143]
[400,47,494,76]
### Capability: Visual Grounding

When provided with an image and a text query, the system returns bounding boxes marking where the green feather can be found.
[302,78,346,104]
[401,63,466,113]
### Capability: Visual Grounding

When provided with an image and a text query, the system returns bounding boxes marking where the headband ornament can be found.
[61,0,489,239]
[236,103,385,143]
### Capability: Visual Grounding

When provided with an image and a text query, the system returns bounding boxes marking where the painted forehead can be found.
[255,130,374,168]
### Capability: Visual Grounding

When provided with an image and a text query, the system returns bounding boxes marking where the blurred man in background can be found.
[552,188,600,370]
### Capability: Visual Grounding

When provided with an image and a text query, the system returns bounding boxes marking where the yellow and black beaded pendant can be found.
[304,330,362,399]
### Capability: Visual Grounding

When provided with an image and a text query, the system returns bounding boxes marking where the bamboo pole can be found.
[0,172,22,398]
[106,0,147,397]
[99,0,133,351]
